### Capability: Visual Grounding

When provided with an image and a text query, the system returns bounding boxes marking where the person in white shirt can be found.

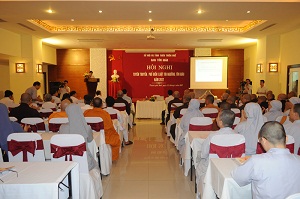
[122,89,136,125]
[234,103,264,155]
[264,100,283,121]
[42,93,57,110]
[244,78,252,94]
[256,79,268,97]
[51,89,61,104]
[197,110,236,182]
[286,103,300,154]
[81,95,93,113]
[0,90,19,109]
[64,80,70,93]
[70,91,79,104]
[104,96,133,145]
[232,121,300,199]
[160,90,174,125]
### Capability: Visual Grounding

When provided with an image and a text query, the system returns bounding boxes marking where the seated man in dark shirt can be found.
[9,93,41,122]
[115,90,130,115]
[226,96,238,108]
[170,94,191,140]
[166,91,183,124]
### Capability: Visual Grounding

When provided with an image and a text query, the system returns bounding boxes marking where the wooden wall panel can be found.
[211,49,244,98]
[48,49,90,98]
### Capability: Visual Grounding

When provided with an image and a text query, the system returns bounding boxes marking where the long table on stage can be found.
[135,100,165,119]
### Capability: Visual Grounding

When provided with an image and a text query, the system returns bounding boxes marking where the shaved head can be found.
[61,99,71,111]
[93,97,103,108]
[117,90,123,98]
[21,93,31,104]
[173,91,180,98]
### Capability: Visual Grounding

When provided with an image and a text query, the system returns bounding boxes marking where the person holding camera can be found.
[244,79,252,94]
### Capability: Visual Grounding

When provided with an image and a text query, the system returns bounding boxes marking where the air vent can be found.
[197,39,223,42]
[77,39,104,42]
[0,18,7,22]
[17,23,35,31]
[259,23,276,31]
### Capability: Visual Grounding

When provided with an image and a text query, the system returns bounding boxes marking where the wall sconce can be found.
[36,64,43,73]
[16,63,25,73]
[269,63,278,72]
[256,64,263,73]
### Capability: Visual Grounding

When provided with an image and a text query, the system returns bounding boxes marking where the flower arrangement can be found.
[83,72,90,79]
[111,76,119,83]
[149,96,156,102]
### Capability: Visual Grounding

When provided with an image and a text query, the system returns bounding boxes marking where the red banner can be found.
[107,50,192,99]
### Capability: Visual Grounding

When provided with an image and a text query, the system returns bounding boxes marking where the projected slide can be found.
[190,57,228,89]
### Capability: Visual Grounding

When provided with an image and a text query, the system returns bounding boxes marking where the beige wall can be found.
[42,44,57,65]
[0,63,10,99]
[0,28,21,57]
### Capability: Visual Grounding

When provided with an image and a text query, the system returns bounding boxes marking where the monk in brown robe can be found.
[84,97,121,161]
[48,99,71,121]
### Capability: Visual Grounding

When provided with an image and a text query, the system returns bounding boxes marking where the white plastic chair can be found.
[7,133,45,162]
[42,102,57,110]
[201,108,219,118]
[209,134,245,158]
[231,108,241,117]
[189,117,213,131]
[84,117,113,175]
[49,117,69,132]
[286,193,300,199]
[50,134,103,199]
[9,116,18,122]
[21,117,46,132]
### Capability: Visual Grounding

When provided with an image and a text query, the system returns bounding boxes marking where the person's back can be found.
[286,103,300,154]
[232,121,300,199]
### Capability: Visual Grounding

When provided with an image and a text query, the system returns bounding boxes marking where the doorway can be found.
[287,64,300,97]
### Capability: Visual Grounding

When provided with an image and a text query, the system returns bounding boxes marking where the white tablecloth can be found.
[0,161,79,199]
[203,158,252,199]
[135,100,165,119]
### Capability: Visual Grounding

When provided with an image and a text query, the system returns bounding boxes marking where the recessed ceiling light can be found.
[71,19,75,21]
[149,19,152,22]
[197,10,203,14]
[226,20,229,21]
[247,10,251,14]
[99,10,103,13]
[46,9,53,14]
[149,10,152,13]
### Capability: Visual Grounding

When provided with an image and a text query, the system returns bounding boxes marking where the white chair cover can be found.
[7,133,45,162]
[9,116,18,122]
[231,108,241,117]
[39,108,53,118]
[179,108,187,118]
[209,134,245,158]
[0,148,3,162]
[201,108,219,118]
[84,117,112,175]
[50,134,103,199]
[113,103,126,111]
[286,193,300,199]
[21,117,46,132]
[170,103,183,111]
[49,117,69,132]
[232,117,241,129]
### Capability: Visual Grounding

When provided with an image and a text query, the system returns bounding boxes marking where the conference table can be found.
[135,100,165,119]
[203,158,252,199]
[0,161,79,199]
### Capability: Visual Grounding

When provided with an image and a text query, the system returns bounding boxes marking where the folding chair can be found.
[7,133,45,162]
[50,134,103,199]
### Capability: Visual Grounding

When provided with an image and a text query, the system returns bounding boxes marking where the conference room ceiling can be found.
[0,1,300,49]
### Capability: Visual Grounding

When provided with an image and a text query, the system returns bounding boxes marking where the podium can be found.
[85,78,100,97]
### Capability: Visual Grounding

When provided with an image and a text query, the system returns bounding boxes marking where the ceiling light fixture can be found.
[71,19,75,22]
[247,10,251,14]
[197,10,202,14]
[46,9,53,14]
[99,10,103,13]
[149,11,152,13]
[149,19,152,22]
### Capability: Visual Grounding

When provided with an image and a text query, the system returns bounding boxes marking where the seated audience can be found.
[178,99,203,153]
[84,97,121,161]
[250,94,258,103]
[25,81,43,102]
[189,91,195,99]
[232,121,300,199]
[226,96,237,108]
[277,93,287,112]
[115,90,130,115]
[267,93,275,102]
[61,93,73,102]
[51,89,61,104]
[59,103,97,171]
[220,102,231,110]
[122,89,132,105]
[238,94,251,111]
[218,93,229,108]
[283,97,300,116]
[170,94,191,140]
[234,103,264,155]
[201,94,219,111]
[48,99,71,121]
[257,96,268,113]
[0,90,19,108]
[264,100,283,121]
[288,91,297,99]
[286,103,300,154]
[197,110,236,180]
[0,104,25,161]
[42,94,57,110]
[104,96,133,145]
[95,90,104,101]
[166,91,182,124]
[9,93,41,122]
[81,95,93,112]
[70,91,79,104]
